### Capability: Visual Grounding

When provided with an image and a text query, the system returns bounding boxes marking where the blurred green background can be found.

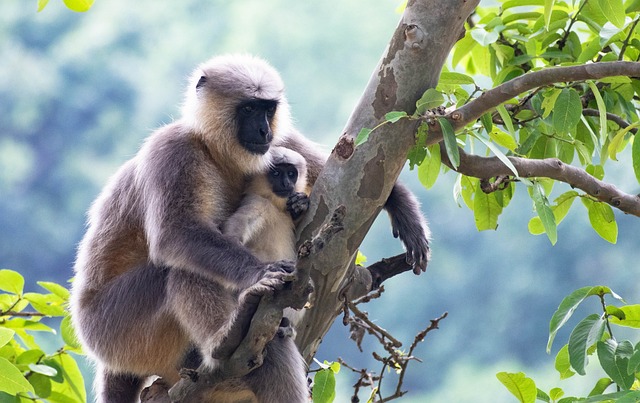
[2,0,640,401]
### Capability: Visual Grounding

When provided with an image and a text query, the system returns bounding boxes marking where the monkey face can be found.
[268,163,298,198]
[236,99,278,155]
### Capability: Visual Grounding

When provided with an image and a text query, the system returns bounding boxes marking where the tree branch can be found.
[582,108,637,134]
[440,144,640,216]
[426,61,640,146]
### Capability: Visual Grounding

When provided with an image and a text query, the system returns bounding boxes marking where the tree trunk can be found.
[295,0,479,363]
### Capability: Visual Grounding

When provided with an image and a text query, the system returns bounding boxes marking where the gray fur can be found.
[70,55,305,402]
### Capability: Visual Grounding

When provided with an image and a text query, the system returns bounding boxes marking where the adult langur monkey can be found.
[70,54,430,402]
[71,55,306,403]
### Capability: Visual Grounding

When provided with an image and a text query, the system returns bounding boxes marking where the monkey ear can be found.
[196,76,207,90]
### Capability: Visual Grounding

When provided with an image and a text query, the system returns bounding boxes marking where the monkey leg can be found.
[244,336,309,403]
[73,265,191,401]
[166,269,240,368]
[96,368,145,403]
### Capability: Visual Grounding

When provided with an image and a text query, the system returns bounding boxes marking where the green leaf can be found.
[532,183,557,245]
[496,372,537,403]
[634,137,640,185]
[544,0,555,30]
[37,0,50,12]
[384,111,407,123]
[587,201,618,243]
[549,387,564,400]
[312,368,336,403]
[473,184,502,231]
[553,88,582,136]
[29,373,52,398]
[0,329,14,348]
[568,314,606,375]
[355,128,372,146]
[453,33,477,66]
[627,344,640,374]
[588,378,614,397]
[480,112,493,133]
[37,282,70,301]
[439,117,459,169]
[605,305,626,321]
[586,164,605,180]
[459,175,476,210]
[537,388,551,403]
[24,293,66,317]
[596,0,625,28]
[609,305,640,328]
[3,319,54,333]
[0,357,34,395]
[438,72,476,86]
[471,26,499,46]
[582,391,640,402]
[47,353,86,402]
[502,0,545,10]
[577,38,602,63]
[597,339,635,390]
[16,349,45,365]
[496,104,516,135]
[608,129,628,161]
[489,127,518,152]
[547,286,618,353]
[0,270,24,295]
[586,81,607,146]
[329,361,341,374]
[415,89,444,115]
[553,191,579,224]
[418,144,441,189]
[541,88,561,119]
[29,364,58,377]
[62,0,94,12]
[555,344,576,379]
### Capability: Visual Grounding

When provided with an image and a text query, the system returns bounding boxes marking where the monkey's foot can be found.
[276,317,296,339]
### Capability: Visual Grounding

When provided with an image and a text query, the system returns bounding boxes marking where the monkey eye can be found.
[287,171,296,178]
[242,105,254,114]
[270,170,280,177]
[266,105,277,118]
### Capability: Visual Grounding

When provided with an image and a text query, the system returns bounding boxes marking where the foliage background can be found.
[2,0,640,401]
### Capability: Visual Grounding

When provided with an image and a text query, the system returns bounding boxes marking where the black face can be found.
[268,163,298,198]
[236,99,278,155]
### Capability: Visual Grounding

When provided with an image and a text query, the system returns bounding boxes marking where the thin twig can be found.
[347,302,402,348]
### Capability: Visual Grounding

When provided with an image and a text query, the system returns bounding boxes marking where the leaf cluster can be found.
[0,269,85,403]
[355,0,640,245]
[499,286,640,402]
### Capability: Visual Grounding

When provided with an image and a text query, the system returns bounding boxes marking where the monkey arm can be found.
[384,182,431,273]
[138,133,280,289]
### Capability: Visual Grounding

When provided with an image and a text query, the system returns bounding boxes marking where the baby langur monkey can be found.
[223,146,312,331]
[223,146,310,263]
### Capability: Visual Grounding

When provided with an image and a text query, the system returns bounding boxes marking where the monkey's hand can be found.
[391,215,430,274]
[286,192,309,220]
[245,260,297,296]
